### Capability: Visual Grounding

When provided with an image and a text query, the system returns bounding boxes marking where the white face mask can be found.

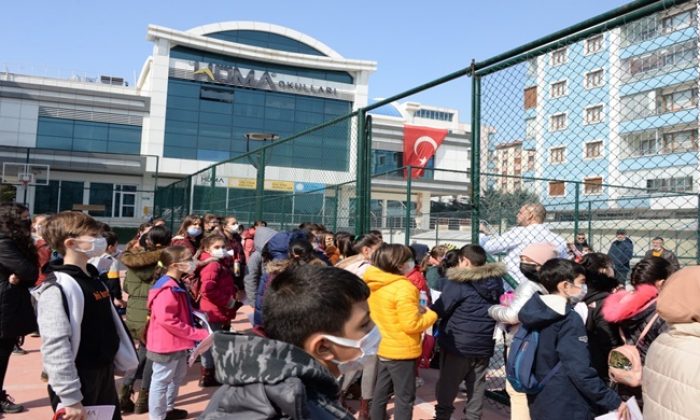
[323,326,381,375]
[569,283,588,304]
[401,259,416,275]
[177,261,197,275]
[187,226,202,237]
[72,237,108,259]
[210,248,226,259]
[228,224,239,234]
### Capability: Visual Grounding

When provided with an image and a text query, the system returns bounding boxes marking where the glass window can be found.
[200,87,234,103]
[550,113,566,131]
[660,87,698,113]
[585,106,603,125]
[36,117,141,155]
[550,147,565,163]
[662,129,698,153]
[585,35,604,54]
[550,81,567,98]
[59,181,84,212]
[585,70,604,89]
[89,183,113,217]
[525,118,536,139]
[585,141,603,158]
[74,122,108,140]
[34,180,59,214]
[550,47,567,66]
[583,177,603,195]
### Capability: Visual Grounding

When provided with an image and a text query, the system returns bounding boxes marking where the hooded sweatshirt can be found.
[363,266,437,359]
[243,226,277,306]
[518,294,621,420]
[200,332,353,420]
[432,263,505,358]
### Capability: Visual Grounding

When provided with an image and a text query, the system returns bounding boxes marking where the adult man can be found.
[644,236,680,272]
[608,229,634,283]
[479,203,568,286]
[574,233,589,252]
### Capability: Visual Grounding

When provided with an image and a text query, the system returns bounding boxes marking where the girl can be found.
[197,234,237,387]
[146,246,209,420]
[221,216,245,289]
[422,245,451,302]
[363,243,437,420]
[171,215,203,255]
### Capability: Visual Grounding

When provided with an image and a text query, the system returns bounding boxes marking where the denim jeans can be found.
[148,354,188,420]
[201,322,223,369]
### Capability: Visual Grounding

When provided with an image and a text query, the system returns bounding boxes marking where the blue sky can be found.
[2,0,628,117]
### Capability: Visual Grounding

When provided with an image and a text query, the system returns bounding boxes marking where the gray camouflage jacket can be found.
[199,332,353,420]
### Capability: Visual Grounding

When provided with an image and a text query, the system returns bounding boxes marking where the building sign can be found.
[196,174,323,193]
[169,58,355,101]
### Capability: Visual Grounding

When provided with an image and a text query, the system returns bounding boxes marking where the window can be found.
[550,113,567,131]
[661,9,697,34]
[200,87,234,103]
[550,146,565,163]
[622,9,696,46]
[550,81,567,98]
[549,181,565,197]
[524,86,537,109]
[415,109,454,121]
[585,69,604,89]
[585,35,604,54]
[661,129,698,153]
[647,176,694,193]
[585,105,603,125]
[113,185,137,218]
[584,177,603,195]
[525,118,536,139]
[36,117,141,155]
[527,58,538,78]
[527,152,535,170]
[550,47,567,66]
[623,39,697,81]
[88,183,113,217]
[660,87,698,113]
[585,141,603,158]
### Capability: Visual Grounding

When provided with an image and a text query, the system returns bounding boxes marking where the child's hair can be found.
[288,239,315,262]
[420,244,449,271]
[102,230,119,248]
[438,249,461,276]
[0,203,37,263]
[580,252,618,292]
[254,220,267,227]
[369,230,383,240]
[352,233,382,255]
[538,258,577,293]
[223,215,237,225]
[151,217,166,225]
[140,225,172,250]
[175,214,202,236]
[457,244,487,267]
[44,211,103,255]
[203,213,220,227]
[152,245,190,279]
[371,243,413,275]
[263,265,370,349]
[630,256,673,287]
[199,233,225,251]
[335,231,356,258]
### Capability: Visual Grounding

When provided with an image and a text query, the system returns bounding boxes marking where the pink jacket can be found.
[146,275,208,354]
[198,252,237,324]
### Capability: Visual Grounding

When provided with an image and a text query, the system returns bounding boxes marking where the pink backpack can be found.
[607,312,659,387]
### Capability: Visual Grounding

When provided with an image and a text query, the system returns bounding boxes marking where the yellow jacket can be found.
[363,266,438,359]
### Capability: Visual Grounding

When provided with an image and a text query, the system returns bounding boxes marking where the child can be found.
[363,243,438,420]
[197,234,237,387]
[200,265,376,419]
[37,211,138,420]
[146,246,209,420]
[89,230,126,312]
[431,245,505,420]
[518,258,627,420]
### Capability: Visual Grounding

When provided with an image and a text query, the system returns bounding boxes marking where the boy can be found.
[200,265,377,419]
[36,212,138,420]
[518,259,627,420]
[88,230,126,312]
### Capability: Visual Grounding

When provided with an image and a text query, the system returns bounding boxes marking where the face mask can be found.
[569,283,588,304]
[177,261,196,275]
[210,248,226,259]
[519,262,539,281]
[187,226,202,237]
[20,219,31,231]
[73,237,108,259]
[401,260,415,275]
[228,224,239,234]
[324,326,381,375]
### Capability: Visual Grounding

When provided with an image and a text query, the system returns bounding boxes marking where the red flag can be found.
[403,125,448,179]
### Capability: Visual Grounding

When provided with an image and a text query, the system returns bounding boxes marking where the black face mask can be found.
[19,219,31,232]
[519,262,540,281]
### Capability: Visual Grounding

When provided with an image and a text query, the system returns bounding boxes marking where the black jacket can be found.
[519,294,621,420]
[431,263,505,358]
[0,234,38,338]
[583,288,621,382]
[201,332,353,419]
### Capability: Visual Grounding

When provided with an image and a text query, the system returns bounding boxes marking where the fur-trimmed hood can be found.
[446,262,507,283]
[602,283,658,323]
[120,248,164,270]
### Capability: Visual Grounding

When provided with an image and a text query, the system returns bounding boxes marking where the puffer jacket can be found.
[0,235,38,338]
[335,254,370,278]
[643,323,700,419]
[432,263,505,358]
[198,251,236,324]
[201,332,353,419]
[122,248,163,339]
[488,277,546,326]
[363,266,437,360]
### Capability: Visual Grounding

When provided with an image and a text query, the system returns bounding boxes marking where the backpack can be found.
[506,325,561,394]
[608,312,659,387]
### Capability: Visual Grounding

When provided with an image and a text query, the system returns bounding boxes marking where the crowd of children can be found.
[0,204,698,419]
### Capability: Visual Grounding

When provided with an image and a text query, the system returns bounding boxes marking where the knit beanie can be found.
[521,243,558,266]
[657,266,700,323]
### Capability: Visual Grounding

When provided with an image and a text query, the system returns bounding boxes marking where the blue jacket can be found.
[431,263,505,358]
[608,238,633,271]
[519,294,621,420]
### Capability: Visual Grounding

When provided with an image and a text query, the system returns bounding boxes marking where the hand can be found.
[226,297,237,309]
[617,401,629,420]
[62,402,86,420]
[114,299,126,308]
[8,274,20,285]
[479,222,491,235]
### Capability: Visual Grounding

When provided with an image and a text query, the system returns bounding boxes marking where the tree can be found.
[479,186,540,227]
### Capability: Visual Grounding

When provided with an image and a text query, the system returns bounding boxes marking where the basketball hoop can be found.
[18,173,33,188]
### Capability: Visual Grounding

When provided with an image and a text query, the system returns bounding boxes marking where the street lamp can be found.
[244,132,278,220]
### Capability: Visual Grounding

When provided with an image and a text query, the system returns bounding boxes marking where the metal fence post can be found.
[333,184,340,233]
[209,165,217,213]
[255,150,266,221]
[574,182,580,237]
[587,201,593,248]
[470,63,481,244]
[355,112,366,236]
[405,166,412,246]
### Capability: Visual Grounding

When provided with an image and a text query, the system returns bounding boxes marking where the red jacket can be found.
[242,228,256,260]
[146,275,208,354]
[34,237,51,285]
[406,267,431,301]
[198,251,237,324]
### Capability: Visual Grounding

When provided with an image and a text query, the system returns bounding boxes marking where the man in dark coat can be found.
[608,229,633,284]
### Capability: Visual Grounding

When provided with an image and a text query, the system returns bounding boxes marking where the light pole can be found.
[244,132,279,220]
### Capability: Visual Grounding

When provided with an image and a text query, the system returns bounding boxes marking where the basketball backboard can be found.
[1,163,50,186]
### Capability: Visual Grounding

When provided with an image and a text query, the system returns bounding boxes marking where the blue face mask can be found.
[187,226,202,238]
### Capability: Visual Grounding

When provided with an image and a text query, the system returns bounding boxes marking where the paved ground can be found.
[5,308,510,419]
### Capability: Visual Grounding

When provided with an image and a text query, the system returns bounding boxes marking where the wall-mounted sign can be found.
[169,58,355,101]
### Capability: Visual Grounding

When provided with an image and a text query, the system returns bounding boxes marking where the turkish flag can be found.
[403,125,448,179]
